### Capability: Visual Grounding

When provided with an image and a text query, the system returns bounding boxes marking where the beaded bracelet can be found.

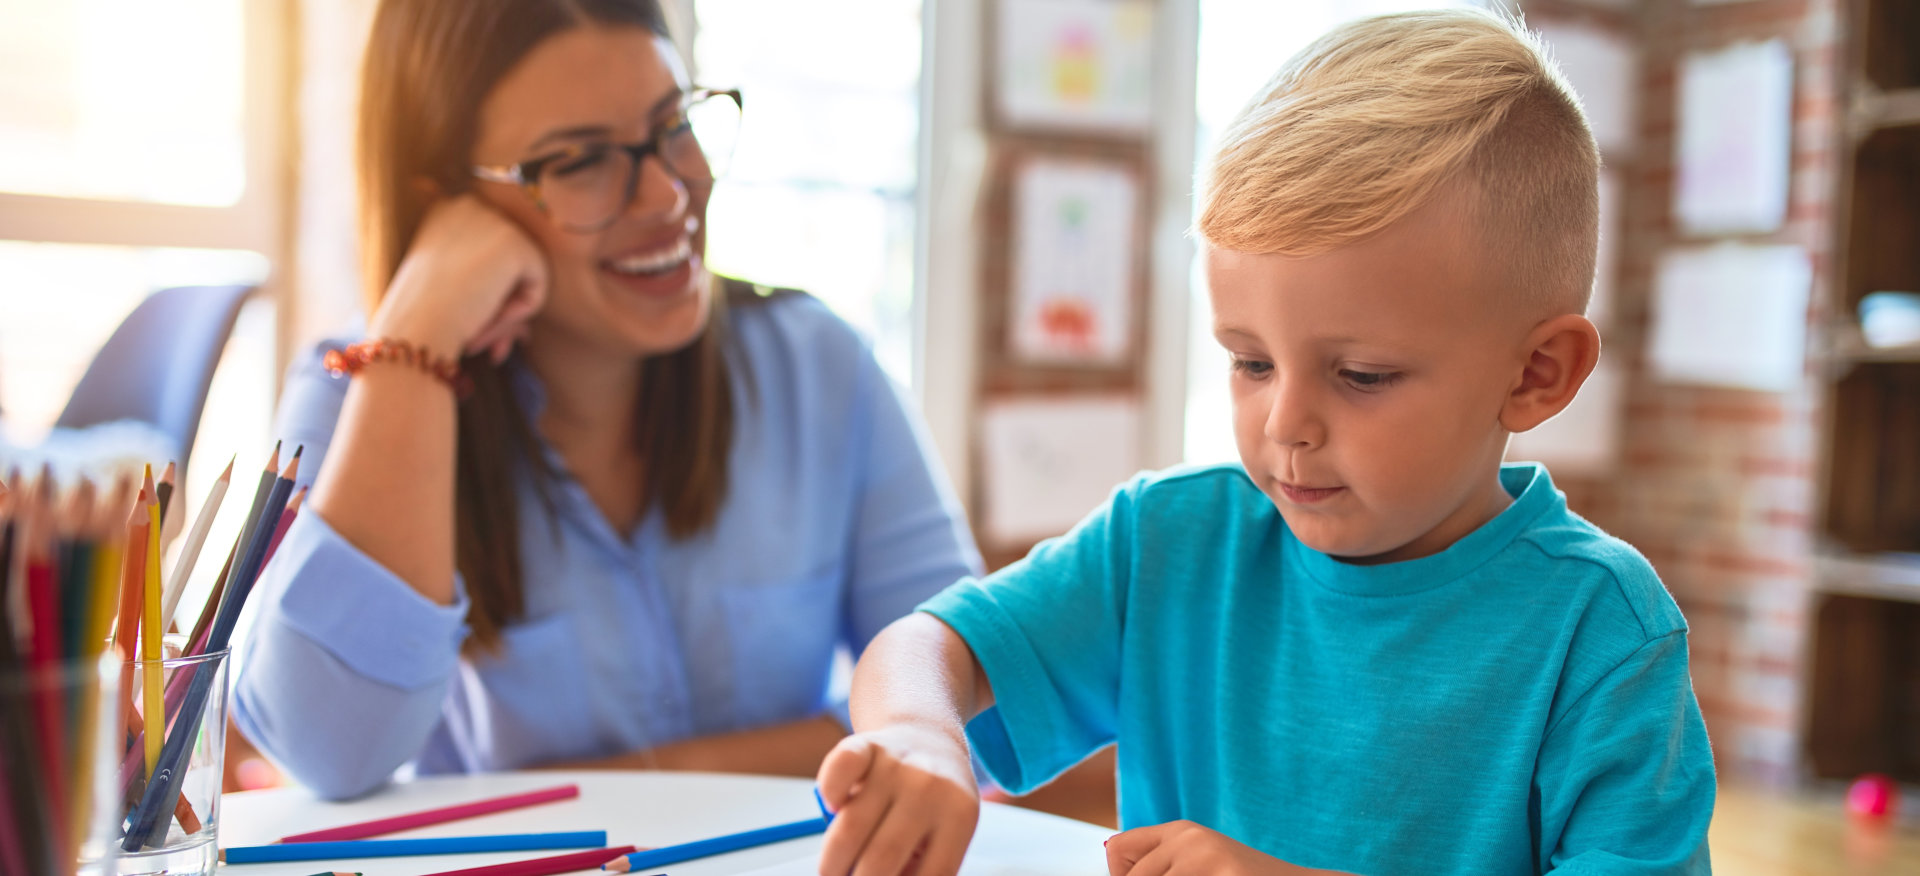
[323,338,474,400]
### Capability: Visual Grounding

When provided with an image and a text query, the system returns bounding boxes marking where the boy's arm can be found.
[1537,631,1716,874]
[816,612,994,876]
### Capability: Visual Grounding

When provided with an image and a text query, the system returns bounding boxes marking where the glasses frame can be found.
[471,87,742,233]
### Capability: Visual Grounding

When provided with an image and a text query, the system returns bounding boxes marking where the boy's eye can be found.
[1229,356,1273,378]
[1339,369,1402,390]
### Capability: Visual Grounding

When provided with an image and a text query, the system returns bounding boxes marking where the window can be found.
[691,0,923,385]
[0,0,287,613]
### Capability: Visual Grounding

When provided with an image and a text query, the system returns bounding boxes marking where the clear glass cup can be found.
[0,653,122,876]
[108,641,230,876]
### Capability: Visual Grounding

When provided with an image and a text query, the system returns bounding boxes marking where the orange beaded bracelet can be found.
[323,339,474,400]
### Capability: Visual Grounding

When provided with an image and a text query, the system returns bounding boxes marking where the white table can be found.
[220,771,1110,875]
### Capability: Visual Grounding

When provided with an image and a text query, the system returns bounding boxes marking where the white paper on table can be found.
[1674,39,1793,235]
[982,396,1140,546]
[1535,21,1636,157]
[995,0,1154,133]
[1010,158,1139,365]
[1648,244,1811,392]
[1506,359,1624,474]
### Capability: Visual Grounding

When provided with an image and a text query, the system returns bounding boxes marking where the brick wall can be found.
[1562,0,1844,787]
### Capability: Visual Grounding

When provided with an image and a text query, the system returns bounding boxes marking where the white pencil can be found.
[159,455,234,631]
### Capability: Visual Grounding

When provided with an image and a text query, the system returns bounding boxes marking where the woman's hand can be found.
[369,193,549,364]
[816,725,980,876]
[1105,822,1354,876]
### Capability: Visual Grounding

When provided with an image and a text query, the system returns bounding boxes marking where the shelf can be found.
[1816,551,1920,604]
[1851,87,1920,137]
[1828,328,1920,366]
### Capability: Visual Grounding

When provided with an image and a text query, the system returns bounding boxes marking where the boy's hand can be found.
[816,724,980,876]
[1106,821,1352,876]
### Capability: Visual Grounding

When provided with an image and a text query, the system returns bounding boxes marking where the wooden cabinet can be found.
[1806,0,1920,783]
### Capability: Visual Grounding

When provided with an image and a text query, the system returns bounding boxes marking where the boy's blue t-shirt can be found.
[921,462,1714,875]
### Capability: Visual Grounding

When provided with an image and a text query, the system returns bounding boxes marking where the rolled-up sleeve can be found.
[233,512,470,798]
[229,341,471,800]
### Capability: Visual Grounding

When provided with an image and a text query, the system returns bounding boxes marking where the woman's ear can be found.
[1500,314,1601,434]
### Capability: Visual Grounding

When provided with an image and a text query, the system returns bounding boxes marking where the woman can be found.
[232,0,979,800]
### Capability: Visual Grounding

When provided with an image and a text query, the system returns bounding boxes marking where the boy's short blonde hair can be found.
[1198,8,1599,316]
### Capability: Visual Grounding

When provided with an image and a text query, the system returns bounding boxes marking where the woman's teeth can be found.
[606,238,692,276]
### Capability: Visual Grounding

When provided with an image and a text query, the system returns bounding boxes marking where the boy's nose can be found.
[1263,374,1325,450]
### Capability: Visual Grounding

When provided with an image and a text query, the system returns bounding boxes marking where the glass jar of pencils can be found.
[109,638,230,876]
[0,653,122,876]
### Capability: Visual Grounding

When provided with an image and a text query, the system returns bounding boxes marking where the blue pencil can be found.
[602,818,827,872]
[219,831,608,864]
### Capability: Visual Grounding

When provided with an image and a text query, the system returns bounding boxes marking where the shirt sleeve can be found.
[916,480,1138,795]
[840,349,983,652]
[1535,631,1716,875]
[228,343,472,800]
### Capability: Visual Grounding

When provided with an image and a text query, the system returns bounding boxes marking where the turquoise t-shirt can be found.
[921,462,1714,875]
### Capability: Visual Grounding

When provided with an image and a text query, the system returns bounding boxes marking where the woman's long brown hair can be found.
[357,0,738,651]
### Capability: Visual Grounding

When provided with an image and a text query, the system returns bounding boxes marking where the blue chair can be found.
[55,284,256,477]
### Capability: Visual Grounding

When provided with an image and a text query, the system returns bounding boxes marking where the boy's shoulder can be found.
[1508,494,1688,644]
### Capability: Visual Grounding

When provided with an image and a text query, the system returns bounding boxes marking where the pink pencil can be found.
[277,784,581,843]
[415,845,638,876]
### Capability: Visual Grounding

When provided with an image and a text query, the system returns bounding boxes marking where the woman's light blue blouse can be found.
[231,289,982,800]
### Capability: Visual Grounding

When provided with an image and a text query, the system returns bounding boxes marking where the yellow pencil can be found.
[142,466,163,777]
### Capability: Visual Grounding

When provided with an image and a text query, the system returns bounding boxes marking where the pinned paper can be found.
[1010,159,1139,365]
[1648,244,1810,392]
[982,397,1141,545]
[995,0,1154,133]
[1674,40,1794,235]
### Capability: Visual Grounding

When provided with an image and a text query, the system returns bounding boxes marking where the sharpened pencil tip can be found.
[602,858,632,873]
[220,454,236,480]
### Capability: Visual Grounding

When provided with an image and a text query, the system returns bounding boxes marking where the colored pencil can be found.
[183,541,236,658]
[218,831,609,864]
[260,486,305,570]
[159,456,231,632]
[155,462,175,531]
[123,450,299,849]
[416,845,637,876]
[141,467,162,777]
[601,817,828,872]
[110,490,147,763]
[278,783,582,843]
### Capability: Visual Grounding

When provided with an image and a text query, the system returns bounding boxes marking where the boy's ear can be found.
[1500,314,1601,433]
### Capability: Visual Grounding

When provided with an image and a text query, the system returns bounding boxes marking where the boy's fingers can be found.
[848,806,925,876]
[1105,823,1174,876]
[1118,846,1177,876]
[818,779,894,876]
[817,737,879,808]
[915,820,971,876]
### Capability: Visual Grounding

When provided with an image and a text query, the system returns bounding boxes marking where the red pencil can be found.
[414,845,638,876]
[277,784,582,843]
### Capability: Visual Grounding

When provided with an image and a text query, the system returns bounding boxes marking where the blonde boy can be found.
[816,9,1714,876]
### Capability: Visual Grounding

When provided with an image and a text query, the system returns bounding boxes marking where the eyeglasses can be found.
[472,87,742,233]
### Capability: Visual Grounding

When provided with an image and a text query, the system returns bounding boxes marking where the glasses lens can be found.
[672,92,741,181]
[539,143,635,231]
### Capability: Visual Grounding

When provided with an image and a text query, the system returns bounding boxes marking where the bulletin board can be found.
[972,0,1159,567]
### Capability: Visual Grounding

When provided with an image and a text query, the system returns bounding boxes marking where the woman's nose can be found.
[628,153,690,220]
